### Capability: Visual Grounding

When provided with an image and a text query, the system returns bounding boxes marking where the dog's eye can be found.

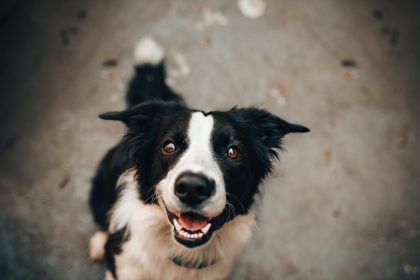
[162,140,176,154]
[227,146,241,160]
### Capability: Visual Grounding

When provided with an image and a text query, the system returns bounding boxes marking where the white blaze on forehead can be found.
[180,112,221,178]
[159,111,226,217]
[187,112,214,161]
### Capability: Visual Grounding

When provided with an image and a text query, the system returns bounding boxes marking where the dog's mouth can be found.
[166,209,229,248]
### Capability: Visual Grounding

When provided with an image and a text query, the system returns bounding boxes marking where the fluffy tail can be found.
[126,37,184,108]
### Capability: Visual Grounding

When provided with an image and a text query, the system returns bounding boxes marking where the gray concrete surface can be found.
[0,0,419,279]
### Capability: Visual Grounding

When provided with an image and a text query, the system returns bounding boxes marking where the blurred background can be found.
[0,0,419,279]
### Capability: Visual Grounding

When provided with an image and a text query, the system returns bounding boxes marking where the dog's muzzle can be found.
[164,172,229,248]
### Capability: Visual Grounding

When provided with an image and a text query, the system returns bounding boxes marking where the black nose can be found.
[174,172,215,206]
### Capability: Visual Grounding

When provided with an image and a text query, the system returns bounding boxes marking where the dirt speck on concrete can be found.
[76,9,87,20]
[398,126,409,148]
[59,175,70,189]
[324,149,332,165]
[333,209,341,218]
[102,59,119,68]
[341,59,358,68]
[269,84,288,106]
[372,9,384,21]
[199,36,211,47]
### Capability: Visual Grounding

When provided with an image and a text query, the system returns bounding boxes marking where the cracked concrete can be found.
[0,0,419,279]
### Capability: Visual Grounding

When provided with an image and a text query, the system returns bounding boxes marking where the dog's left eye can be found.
[162,140,176,154]
[227,146,241,160]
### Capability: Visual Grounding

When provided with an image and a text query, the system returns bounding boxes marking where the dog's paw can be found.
[89,231,108,261]
[104,270,115,280]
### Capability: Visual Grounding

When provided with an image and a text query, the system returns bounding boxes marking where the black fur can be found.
[89,144,130,229]
[104,226,130,278]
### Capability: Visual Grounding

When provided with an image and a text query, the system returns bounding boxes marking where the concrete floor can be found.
[0,0,419,279]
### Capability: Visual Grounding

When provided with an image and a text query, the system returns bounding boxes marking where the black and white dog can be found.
[88,37,309,280]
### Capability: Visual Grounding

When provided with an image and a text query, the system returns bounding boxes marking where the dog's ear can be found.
[99,101,185,125]
[98,111,130,121]
[230,107,309,157]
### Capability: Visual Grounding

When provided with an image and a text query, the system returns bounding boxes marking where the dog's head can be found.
[100,101,309,248]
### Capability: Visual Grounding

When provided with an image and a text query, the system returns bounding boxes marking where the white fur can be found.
[104,270,115,280]
[159,112,226,218]
[107,169,255,280]
[89,231,108,261]
[109,168,142,233]
[134,36,164,65]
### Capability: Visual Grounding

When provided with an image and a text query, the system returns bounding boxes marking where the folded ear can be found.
[98,101,185,124]
[99,111,130,121]
[230,107,309,151]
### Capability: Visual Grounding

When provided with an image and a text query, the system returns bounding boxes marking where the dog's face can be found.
[100,101,309,248]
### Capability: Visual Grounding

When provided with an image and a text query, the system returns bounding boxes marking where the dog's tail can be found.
[126,37,184,108]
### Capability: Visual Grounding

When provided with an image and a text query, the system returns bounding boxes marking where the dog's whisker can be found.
[226,192,246,215]
[224,201,237,223]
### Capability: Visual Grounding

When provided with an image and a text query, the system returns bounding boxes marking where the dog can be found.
[88,37,309,280]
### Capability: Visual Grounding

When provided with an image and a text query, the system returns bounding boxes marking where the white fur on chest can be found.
[108,169,255,280]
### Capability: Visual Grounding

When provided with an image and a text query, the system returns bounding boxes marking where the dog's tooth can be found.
[198,232,204,238]
[173,219,182,232]
[193,233,198,239]
[201,223,211,234]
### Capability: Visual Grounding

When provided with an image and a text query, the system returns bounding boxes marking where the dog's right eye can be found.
[162,140,177,154]
[227,146,241,160]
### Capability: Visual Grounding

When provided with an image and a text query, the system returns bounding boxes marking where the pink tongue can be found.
[178,213,208,231]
